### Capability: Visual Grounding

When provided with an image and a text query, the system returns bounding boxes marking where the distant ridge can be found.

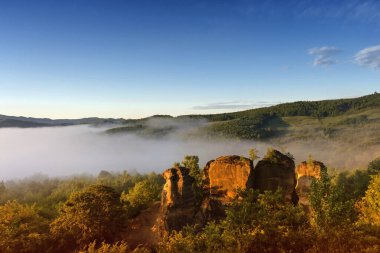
[2,93,379,134]
[0,114,126,128]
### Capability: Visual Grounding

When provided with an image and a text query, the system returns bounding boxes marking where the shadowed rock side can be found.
[160,166,201,232]
[253,150,298,204]
[296,160,327,208]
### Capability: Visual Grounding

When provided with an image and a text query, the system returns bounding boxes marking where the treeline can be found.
[196,92,380,121]
[0,155,380,252]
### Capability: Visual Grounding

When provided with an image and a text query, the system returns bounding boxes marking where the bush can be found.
[356,173,380,227]
[0,201,49,253]
[50,185,126,251]
[121,179,162,217]
[79,241,129,253]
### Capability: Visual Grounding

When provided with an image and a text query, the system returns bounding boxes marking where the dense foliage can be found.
[1,155,380,252]
[0,201,49,253]
[0,171,164,253]
[121,178,163,217]
[357,173,380,226]
[50,185,127,251]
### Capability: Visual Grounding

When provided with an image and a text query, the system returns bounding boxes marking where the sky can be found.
[0,0,379,119]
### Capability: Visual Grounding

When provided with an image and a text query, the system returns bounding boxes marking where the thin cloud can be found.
[355,45,380,69]
[308,46,342,67]
[192,101,279,110]
[296,0,380,25]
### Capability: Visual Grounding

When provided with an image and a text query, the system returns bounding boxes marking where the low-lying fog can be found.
[0,124,379,180]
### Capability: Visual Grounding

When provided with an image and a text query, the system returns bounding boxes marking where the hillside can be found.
[107,93,380,144]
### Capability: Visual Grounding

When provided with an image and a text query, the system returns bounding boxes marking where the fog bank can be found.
[0,125,378,180]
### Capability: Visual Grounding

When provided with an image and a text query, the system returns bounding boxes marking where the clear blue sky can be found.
[0,0,379,119]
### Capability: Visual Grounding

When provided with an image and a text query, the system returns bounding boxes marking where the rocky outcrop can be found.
[253,149,298,204]
[160,150,305,232]
[160,166,201,232]
[203,155,253,203]
[296,160,327,207]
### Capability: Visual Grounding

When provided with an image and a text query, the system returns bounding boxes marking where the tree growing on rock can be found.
[182,155,202,185]
[248,148,260,163]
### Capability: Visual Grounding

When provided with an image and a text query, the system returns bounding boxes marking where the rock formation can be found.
[253,149,298,204]
[160,150,303,232]
[160,166,201,232]
[202,155,253,219]
[296,160,327,207]
[203,155,253,202]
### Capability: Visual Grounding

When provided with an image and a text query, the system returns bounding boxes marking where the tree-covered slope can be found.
[107,92,380,141]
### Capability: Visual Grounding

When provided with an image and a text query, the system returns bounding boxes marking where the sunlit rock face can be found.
[296,160,327,207]
[253,150,298,204]
[160,166,200,232]
[202,155,253,219]
[203,155,253,202]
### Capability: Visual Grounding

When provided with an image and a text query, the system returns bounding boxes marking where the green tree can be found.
[309,169,357,229]
[0,201,49,253]
[182,155,202,184]
[121,179,162,217]
[356,173,380,226]
[50,185,126,251]
[368,157,380,175]
[248,148,259,163]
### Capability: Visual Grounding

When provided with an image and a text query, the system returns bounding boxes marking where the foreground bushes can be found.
[0,201,49,253]
[0,157,380,252]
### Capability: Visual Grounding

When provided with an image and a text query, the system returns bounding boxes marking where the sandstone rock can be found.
[296,160,327,207]
[253,149,297,203]
[160,166,200,232]
[203,155,253,203]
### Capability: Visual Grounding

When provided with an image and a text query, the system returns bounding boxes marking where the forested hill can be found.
[184,92,380,140]
[185,92,380,121]
[107,92,380,141]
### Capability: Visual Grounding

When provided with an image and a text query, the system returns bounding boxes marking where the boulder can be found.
[296,160,327,207]
[203,155,253,203]
[253,149,297,203]
[160,166,200,232]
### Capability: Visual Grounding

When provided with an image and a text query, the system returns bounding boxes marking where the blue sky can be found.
[0,0,379,119]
